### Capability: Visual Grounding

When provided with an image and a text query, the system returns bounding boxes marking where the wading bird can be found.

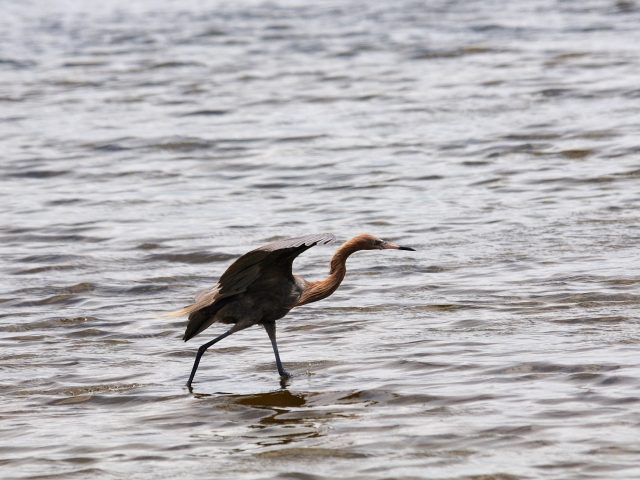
[166,233,415,388]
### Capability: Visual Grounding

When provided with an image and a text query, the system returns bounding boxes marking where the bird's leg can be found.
[187,330,233,389]
[263,321,292,378]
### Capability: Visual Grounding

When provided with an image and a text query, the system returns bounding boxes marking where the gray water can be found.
[2,0,640,478]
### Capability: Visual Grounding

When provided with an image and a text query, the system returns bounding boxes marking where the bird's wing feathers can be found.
[218,233,335,294]
[257,233,336,252]
[163,233,335,319]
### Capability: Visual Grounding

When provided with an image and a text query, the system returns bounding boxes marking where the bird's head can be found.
[352,234,416,251]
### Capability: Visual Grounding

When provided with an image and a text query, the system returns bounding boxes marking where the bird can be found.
[165,233,416,388]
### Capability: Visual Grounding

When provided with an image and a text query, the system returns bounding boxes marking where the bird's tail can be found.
[162,288,222,319]
[162,305,195,319]
[182,306,219,342]
[164,299,226,342]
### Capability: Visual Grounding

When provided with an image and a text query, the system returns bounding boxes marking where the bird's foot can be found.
[279,370,293,378]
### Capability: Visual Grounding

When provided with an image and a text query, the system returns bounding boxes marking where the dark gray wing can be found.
[214,232,336,296]
[257,233,337,252]
[164,233,335,319]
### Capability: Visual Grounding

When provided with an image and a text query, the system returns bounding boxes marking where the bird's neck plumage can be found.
[294,240,361,307]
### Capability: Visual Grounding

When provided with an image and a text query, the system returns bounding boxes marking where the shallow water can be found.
[2,0,640,478]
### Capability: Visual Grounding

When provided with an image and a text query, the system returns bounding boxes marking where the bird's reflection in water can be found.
[193,389,306,409]
[192,389,316,447]
[189,387,375,448]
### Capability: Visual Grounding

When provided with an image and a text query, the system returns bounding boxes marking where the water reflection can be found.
[2,0,640,478]
[193,388,307,409]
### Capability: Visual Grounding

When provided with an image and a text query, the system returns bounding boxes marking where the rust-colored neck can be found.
[295,239,362,307]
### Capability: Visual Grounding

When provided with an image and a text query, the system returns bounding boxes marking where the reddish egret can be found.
[166,233,415,388]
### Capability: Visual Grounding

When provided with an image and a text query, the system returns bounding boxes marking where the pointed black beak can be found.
[382,242,416,251]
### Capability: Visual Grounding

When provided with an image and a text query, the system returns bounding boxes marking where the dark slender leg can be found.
[187,330,233,389]
[271,339,292,378]
[263,321,292,378]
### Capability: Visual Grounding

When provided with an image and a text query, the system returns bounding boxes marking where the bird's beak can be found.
[383,242,416,251]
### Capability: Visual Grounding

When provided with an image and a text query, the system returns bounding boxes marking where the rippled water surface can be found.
[2,0,640,478]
